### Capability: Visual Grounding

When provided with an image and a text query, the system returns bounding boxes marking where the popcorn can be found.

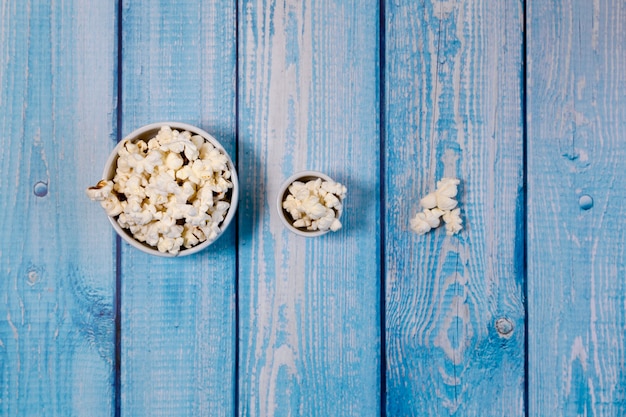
[165,152,184,170]
[100,195,123,217]
[409,207,445,235]
[86,180,114,201]
[282,177,346,233]
[86,126,233,255]
[410,177,463,236]
[409,212,433,235]
[443,208,463,236]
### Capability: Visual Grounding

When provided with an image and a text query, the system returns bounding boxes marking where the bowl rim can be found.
[275,170,343,237]
[102,121,239,257]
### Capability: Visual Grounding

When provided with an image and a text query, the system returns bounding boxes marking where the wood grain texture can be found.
[119,1,237,415]
[383,0,525,415]
[0,0,117,415]
[237,0,381,415]
[527,0,626,415]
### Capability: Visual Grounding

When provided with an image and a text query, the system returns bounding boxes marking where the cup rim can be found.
[102,121,239,257]
[275,170,343,237]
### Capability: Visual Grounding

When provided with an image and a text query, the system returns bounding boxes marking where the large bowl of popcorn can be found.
[276,170,346,237]
[86,122,238,256]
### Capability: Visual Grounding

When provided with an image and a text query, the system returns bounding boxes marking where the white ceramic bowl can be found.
[101,122,238,257]
[276,170,343,237]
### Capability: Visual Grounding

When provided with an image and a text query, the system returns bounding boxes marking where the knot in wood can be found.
[578,194,593,210]
[495,318,514,337]
[33,181,48,197]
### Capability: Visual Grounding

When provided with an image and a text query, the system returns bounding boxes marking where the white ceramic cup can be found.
[276,170,343,237]
[101,122,239,257]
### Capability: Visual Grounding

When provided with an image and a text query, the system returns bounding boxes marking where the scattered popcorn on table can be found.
[86,126,233,255]
[443,207,463,235]
[282,177,346,232]
[410,177,463,236]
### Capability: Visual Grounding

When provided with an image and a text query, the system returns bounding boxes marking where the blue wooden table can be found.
[1,0,625,416]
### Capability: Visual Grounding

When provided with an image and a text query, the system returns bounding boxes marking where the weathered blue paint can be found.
[3,0,626,416]
[237,0,381,415]
[384,0,526,415]
[0,0,117,415]
[119,0,237,416]
[527,0,626,415]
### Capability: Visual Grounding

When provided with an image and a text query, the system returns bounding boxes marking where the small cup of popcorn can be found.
[276,171,346,237]
[86,122,238,256]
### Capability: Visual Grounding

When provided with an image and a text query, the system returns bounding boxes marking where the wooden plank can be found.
[237,0,381,415]
[383,1,525,415]
[527,0,626,415]
[0,0,117,415]
[119,1,237,415]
